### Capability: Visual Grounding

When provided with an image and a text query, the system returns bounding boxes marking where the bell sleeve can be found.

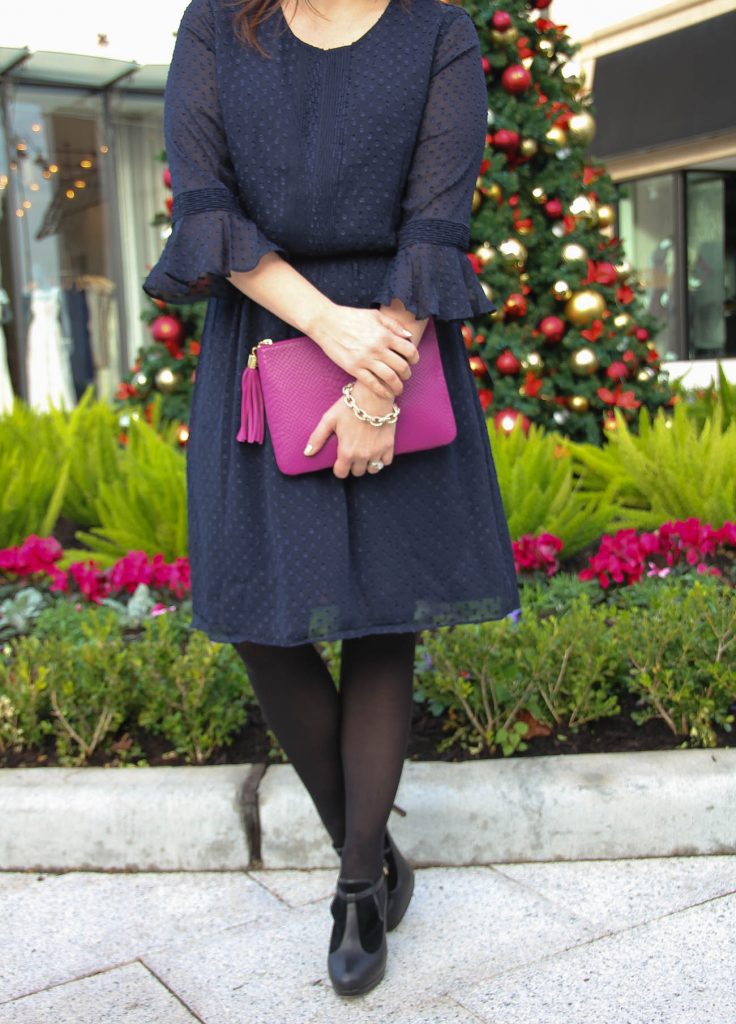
[371,9,495,322]
[143,0,286,305]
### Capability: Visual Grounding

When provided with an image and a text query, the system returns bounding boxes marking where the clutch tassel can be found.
[236,339,272,444]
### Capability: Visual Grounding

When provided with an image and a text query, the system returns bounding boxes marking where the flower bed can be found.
[1,518,734,768]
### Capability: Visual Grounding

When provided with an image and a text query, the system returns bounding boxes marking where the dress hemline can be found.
[189,603,523,647]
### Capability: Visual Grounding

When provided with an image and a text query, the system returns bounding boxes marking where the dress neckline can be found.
[278,0,394,52]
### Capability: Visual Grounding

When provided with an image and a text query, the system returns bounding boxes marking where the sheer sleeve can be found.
[371,9,495,322]
[142,0,286,305]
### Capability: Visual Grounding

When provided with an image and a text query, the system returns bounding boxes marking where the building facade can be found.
[1,0,734,410]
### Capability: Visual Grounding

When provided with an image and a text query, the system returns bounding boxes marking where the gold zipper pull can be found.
[247,337,273,369]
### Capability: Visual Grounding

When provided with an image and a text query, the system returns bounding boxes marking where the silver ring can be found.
[368,460,385,472]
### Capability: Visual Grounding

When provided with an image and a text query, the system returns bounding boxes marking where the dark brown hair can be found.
[229,0,417,59]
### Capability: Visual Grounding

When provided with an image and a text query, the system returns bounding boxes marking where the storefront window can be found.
[108,90,166,362]
[2,85,119,407]
[617,174,679,362]
[687,170,736,360]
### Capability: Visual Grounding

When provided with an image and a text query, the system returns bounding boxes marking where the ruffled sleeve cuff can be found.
[370,218,497,322]
[142,188,287,305]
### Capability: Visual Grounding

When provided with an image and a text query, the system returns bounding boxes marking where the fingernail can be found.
[403,330,413,338]
[304,444,313,455]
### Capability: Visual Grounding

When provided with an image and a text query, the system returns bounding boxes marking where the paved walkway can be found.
[1,857,734,1023]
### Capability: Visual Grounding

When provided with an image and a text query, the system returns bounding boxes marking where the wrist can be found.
[303,298,341,343]
[350,380,396,417]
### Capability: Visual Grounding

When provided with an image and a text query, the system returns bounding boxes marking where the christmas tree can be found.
[464,0,677,443]
[115,157,202,445]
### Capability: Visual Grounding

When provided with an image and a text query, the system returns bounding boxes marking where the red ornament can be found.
[635,327,650,341]
[606,361,629,380]
[539,315,565,344]
[163,167,172,189]
[468,355,487,378]
[492,129,520,153]
[543,198,563,219]
[478,388,494,411]
[530,0,550,9]
[504,293,528,319]
[151,315,185,348]
[165,196,174,216]
[496,349,522,374]
[461,325,474,350]
[494,408,531,434]
[622,349,638,367]
[481,56,491,75]
[492,10,512,30]
[502,65,533,95]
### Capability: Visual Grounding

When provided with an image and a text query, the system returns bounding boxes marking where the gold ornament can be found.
[543,125,567,152]
[475,242,496,266]
[521,56,534,71]
[565,290,606,326]
[491,26,518,45]
[561,242,588,264]
[489,308,504,322]
[176,423,190,445]
[472,189,483,212]
[519,272,530,283]
[560,60,585,94]
[569,395,590,413]
[133,372,149,390]
[551,280,573,301]
[537,38,554,58]
[480,280,494,302]
[637,367,656,383]
[155,367,180,393]
[614,258,632,280]
[531,186,547,205]
[487,183,503,203]
[569,194,598,227]
[517,221,534,237]
[498,237,527,270]
[613,313,632,330]
[521,352,544,372]
[569,347,599,376]
[519,137,538,159]
[597,204,615,229]
[566,111,596,147]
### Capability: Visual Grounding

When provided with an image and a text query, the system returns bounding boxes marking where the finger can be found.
[369,360,404,396]
[381,347,413,381]
[388,334,420,365]
[333,453,351,478]
[350,459,368,477]
[377,314,414,343]
[380,447,394,467]
[304,412,336,456]
[356,367,393,401]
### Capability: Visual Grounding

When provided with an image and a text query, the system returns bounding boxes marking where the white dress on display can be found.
[26,285,76,412]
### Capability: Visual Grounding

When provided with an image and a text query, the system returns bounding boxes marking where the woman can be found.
[144,0,520,997]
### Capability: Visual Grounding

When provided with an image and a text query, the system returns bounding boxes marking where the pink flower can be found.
[513,532,564,577]
[0,534,64,575]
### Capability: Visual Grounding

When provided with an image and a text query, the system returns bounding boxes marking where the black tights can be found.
[233,632,416,883]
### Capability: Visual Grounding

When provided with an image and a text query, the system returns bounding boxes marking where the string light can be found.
[22,199,32,209]
[31,123,42,133]
[48,163,58,173]
[15,209,24,218]
[80,158,93,168]
[65,189,75,199]
[29,182,40,191]
[74,179,86,188]
[99,144,109,154]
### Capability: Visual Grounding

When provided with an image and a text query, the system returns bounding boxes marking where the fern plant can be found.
[0,399,71,547]
[488,419,617,555]
[75,417,188,562]
[569,402,736,530]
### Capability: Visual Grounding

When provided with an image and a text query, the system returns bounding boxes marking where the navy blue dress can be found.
[143,0,521,645]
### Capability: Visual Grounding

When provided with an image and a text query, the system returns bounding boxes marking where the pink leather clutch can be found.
[235,316,457,475]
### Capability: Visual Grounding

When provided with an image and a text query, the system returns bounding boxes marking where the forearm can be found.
[228,252,337,338]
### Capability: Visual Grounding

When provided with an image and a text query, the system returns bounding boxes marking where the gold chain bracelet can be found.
[341,383,400,427]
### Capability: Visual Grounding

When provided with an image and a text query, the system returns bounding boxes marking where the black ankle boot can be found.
[332,829,414,933]
[327,872,388,996]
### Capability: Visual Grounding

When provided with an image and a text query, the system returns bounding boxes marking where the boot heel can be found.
[327,872,388,997]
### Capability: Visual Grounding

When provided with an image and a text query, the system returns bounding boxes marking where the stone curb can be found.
[1,749,735,871]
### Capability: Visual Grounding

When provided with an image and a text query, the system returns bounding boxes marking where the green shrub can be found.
[488,420,617,556]
[133,614,253,764]
[613,576,736,747]
[75,417,187,562]
[569,403,736,530]
[0,400,70,548]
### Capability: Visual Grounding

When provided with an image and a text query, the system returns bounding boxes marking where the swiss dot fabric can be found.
[143,0,520,645]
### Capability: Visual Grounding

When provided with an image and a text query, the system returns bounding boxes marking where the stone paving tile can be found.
[494,854,736,932]
[248,867,338,908]
[143,866,596,1023]
[456,891,736,1024]
[0,871,284,1004]
[0,962,197,1024]
[0,873,44,896]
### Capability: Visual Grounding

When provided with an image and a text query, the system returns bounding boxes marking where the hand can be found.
[308,304,420,402]
[304,381,397,478]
